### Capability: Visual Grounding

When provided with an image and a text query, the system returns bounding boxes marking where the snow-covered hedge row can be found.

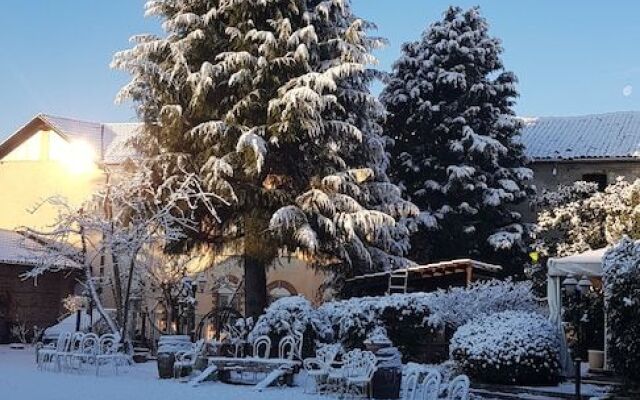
[319,279,537,347]
[249,280,537,358]
[450,311,561,385]
[603,237,640,382]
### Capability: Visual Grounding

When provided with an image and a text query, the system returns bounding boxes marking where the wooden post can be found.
[465,265,473,286]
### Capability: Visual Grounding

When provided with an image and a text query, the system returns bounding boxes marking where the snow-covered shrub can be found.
[536,178,640,259]
[603,237,640,382]
[427,279,539,329]
[318,279,537,358]
[318,293,437,352]
[249,296,331,357]
[450,311,561,385]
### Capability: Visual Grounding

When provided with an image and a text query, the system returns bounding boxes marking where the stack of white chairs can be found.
[401,367,470,400]
[302,343,342,394]
[343,349,378,398]
[36,332,126,376]
[323,348,377,398]
[37,332,71,371]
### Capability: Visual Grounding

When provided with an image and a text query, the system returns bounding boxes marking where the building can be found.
[0,229,78,343]
[521,111,640,192]
[0,113,324,341]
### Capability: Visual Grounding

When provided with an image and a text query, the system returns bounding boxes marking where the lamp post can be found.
[562,275,592,400]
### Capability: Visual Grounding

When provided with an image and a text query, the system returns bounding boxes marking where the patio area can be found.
[0,346,327,400]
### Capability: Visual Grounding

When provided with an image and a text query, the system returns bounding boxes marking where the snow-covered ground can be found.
[0,346,328,400]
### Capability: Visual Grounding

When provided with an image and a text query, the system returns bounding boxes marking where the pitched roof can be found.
[521,111,640,161]
[0,114,142,164]
[0,229,76,267]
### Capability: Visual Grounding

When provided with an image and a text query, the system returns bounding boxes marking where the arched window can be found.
[267,280,298,304]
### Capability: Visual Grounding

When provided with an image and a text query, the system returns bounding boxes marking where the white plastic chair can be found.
[303,344,341,394]
[37,332,70,370]
[419,370,442,400]
[252,336,271,359]
[61,332,85,371]
[402,368,420,400]
[446,375,470,400]
[292,331,303,359]
[343,349,377,398]
[74,333,100,367]
[278,336,296,360]
[96,334,123,376]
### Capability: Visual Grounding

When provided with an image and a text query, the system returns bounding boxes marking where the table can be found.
[206,357,301,388]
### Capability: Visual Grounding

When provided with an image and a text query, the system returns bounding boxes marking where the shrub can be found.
[603,237,640,382]
[249,296,331,357]
[249,280,538,362]
[450,311,561,385]
[318,279,538,358]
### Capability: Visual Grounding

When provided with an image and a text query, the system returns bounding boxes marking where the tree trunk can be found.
[244,256,267,320]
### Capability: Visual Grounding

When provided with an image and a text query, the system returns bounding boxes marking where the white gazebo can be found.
[547,247,609,374]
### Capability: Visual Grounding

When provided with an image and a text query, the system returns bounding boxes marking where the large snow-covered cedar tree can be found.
[113,0,417,316]
[381,6,534,275]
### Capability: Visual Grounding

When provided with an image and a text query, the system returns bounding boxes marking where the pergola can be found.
[343,259,502,298]
[547,247,609,374]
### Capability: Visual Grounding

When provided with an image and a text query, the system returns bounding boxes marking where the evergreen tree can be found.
[113,0,416,316]
[380,6,533,275]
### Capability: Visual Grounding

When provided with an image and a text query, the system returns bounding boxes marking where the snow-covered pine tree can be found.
[380,6,534,275]
[113,0,417,316]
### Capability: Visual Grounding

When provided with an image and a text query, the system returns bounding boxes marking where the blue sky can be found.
[1,1,640,140]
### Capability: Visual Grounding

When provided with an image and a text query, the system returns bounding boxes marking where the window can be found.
[582,173,608,191]
[216,290,233,308]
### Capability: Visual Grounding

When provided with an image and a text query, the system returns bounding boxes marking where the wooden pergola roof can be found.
[345,259,502,283]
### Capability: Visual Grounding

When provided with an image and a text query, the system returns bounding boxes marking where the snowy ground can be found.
[0,346,329,400]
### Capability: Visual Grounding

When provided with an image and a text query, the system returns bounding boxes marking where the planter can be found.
[157,335,192,379]
[157,352,176,379]
[588,350,605,370]
[371,346,402,399]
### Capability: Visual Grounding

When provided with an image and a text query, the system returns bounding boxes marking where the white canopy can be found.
[547,247,608,277]
[547,247,609,374]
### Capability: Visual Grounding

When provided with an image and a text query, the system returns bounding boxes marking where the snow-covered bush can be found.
[248,280,537,360]
[450,311,561,385]
[249,296,331,357]
[318,279,537,356]
[536,178,640,259]
[603,237,640,382]
[427,279,539,328]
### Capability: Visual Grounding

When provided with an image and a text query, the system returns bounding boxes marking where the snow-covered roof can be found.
[521,111,640,161]
[0,114,142,165]
[0,229,73,267]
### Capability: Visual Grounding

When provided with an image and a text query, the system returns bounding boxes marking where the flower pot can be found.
[157,335,192,379]
[588,350,604,370]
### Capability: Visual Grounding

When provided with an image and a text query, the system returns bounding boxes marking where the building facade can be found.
[0,114,324,341]
[521,111,640,192]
